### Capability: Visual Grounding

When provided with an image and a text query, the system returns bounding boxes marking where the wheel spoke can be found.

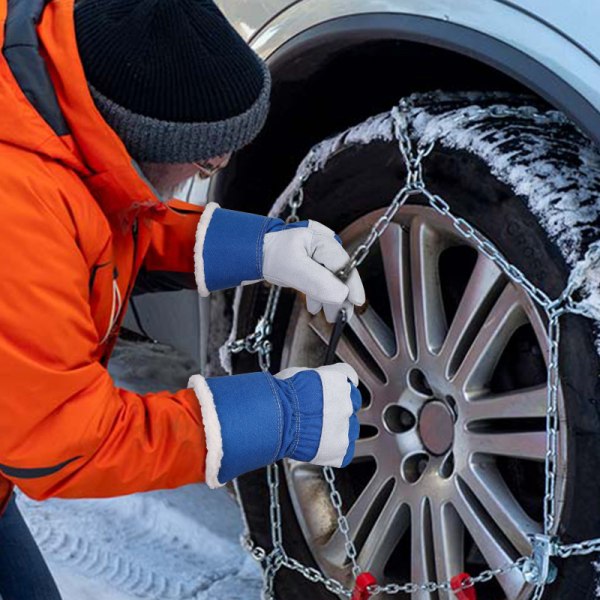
[410,217,447,358]
[438,254,504,378]
[452,482,526,599]
[354,434,380,459]
[430,501,464,600]
[321,471,390,566]
[465,430,547,461]
[308,313,383,391]
[460,463,539,556]
[347,306,395,364]
[357,406,380,429]
[463,385,548,422]
[379,222,415,360]
[453,284,527,392]
[411,497,436,600]
[358,488,409,576]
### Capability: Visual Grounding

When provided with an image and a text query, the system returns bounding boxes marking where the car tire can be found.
[233,92,600,600]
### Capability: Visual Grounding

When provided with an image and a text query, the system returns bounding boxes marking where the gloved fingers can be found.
[306,297,322,316]
[345,268,366,306]
[281,363,361,468]
[307,366,358,467]
[307,220,337,237]
[307,223,365,299]
[323,302,342,323]
[350,381,362,412]
[342,300,355,323]
[295,255,349,305]
[308,296,356,325]
[317,362,359,387]
[321,301,356,323]
[309,232,365,308]
[278,363,359,387]
[275,366,309,380]
[310,231,351,274]
[341,414,360,467]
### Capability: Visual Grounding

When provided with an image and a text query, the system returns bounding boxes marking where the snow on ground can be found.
[16,338,262,600]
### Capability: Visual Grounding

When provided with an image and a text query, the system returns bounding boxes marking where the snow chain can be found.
[229,98,600,599]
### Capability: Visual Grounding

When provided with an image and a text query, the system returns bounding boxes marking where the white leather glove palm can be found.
[195,203,365,322]
[263,220,365,322]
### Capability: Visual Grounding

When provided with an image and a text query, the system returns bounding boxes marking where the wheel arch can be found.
[211,13,600,213]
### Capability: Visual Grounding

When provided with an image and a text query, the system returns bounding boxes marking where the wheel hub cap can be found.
[418,400,454,456]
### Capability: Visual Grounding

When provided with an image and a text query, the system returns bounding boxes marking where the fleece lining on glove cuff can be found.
[193,202,220,297]
[188,375,224,488]
[189,372,286,488]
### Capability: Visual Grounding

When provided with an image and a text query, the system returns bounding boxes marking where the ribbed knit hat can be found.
[74,0,271,163]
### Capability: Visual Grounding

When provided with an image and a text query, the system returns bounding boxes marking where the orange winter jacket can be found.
[0,0,209,512]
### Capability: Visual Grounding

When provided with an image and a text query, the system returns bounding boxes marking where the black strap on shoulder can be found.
[3,0,69,135]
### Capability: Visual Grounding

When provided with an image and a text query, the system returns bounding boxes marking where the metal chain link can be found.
[226,284,280,371]
[369,557,531,596]
[556,538,600,558]
[231,98,600,599]
[286,556,353,597]
[323,466,361,579]
[227,150,320,371]
[544,311,562,534]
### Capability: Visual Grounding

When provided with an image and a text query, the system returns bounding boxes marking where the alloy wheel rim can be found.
[281,206,567,600]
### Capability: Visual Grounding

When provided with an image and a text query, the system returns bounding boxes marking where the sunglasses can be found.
[192,158,228,179]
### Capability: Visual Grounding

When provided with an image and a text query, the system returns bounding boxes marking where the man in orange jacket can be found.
[0,0,366,597]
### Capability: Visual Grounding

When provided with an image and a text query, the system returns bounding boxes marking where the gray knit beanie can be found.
[75,0,271,164]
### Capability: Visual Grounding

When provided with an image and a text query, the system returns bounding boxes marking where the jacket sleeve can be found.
[136,199,204,293]
[0,188,207,500]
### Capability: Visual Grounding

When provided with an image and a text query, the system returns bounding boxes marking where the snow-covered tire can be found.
[234,91,600,600]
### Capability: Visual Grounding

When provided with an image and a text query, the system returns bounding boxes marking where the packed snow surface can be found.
[16,339,262,600]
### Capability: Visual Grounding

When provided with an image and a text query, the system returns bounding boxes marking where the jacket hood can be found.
[0,0,160,218]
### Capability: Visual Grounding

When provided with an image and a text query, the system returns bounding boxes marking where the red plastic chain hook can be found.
[450,573,477,600]
[351,572,377,600]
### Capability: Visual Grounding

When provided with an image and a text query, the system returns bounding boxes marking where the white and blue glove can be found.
[189,363,361,488]
[194,202,365,322]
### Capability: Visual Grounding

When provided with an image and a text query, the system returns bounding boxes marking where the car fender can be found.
[247,1,600,144]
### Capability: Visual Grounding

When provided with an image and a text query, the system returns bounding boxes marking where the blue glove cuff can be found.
[204,372,284,486]
[194,203,274,295]
[194,202,315,296]
[190,370,326,487]
[275,373,325,462]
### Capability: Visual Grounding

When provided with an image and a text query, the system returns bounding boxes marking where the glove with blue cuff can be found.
[194,202,365,322]
[189,363,361,488]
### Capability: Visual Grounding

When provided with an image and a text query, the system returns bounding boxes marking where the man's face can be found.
[140,153,233,199]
